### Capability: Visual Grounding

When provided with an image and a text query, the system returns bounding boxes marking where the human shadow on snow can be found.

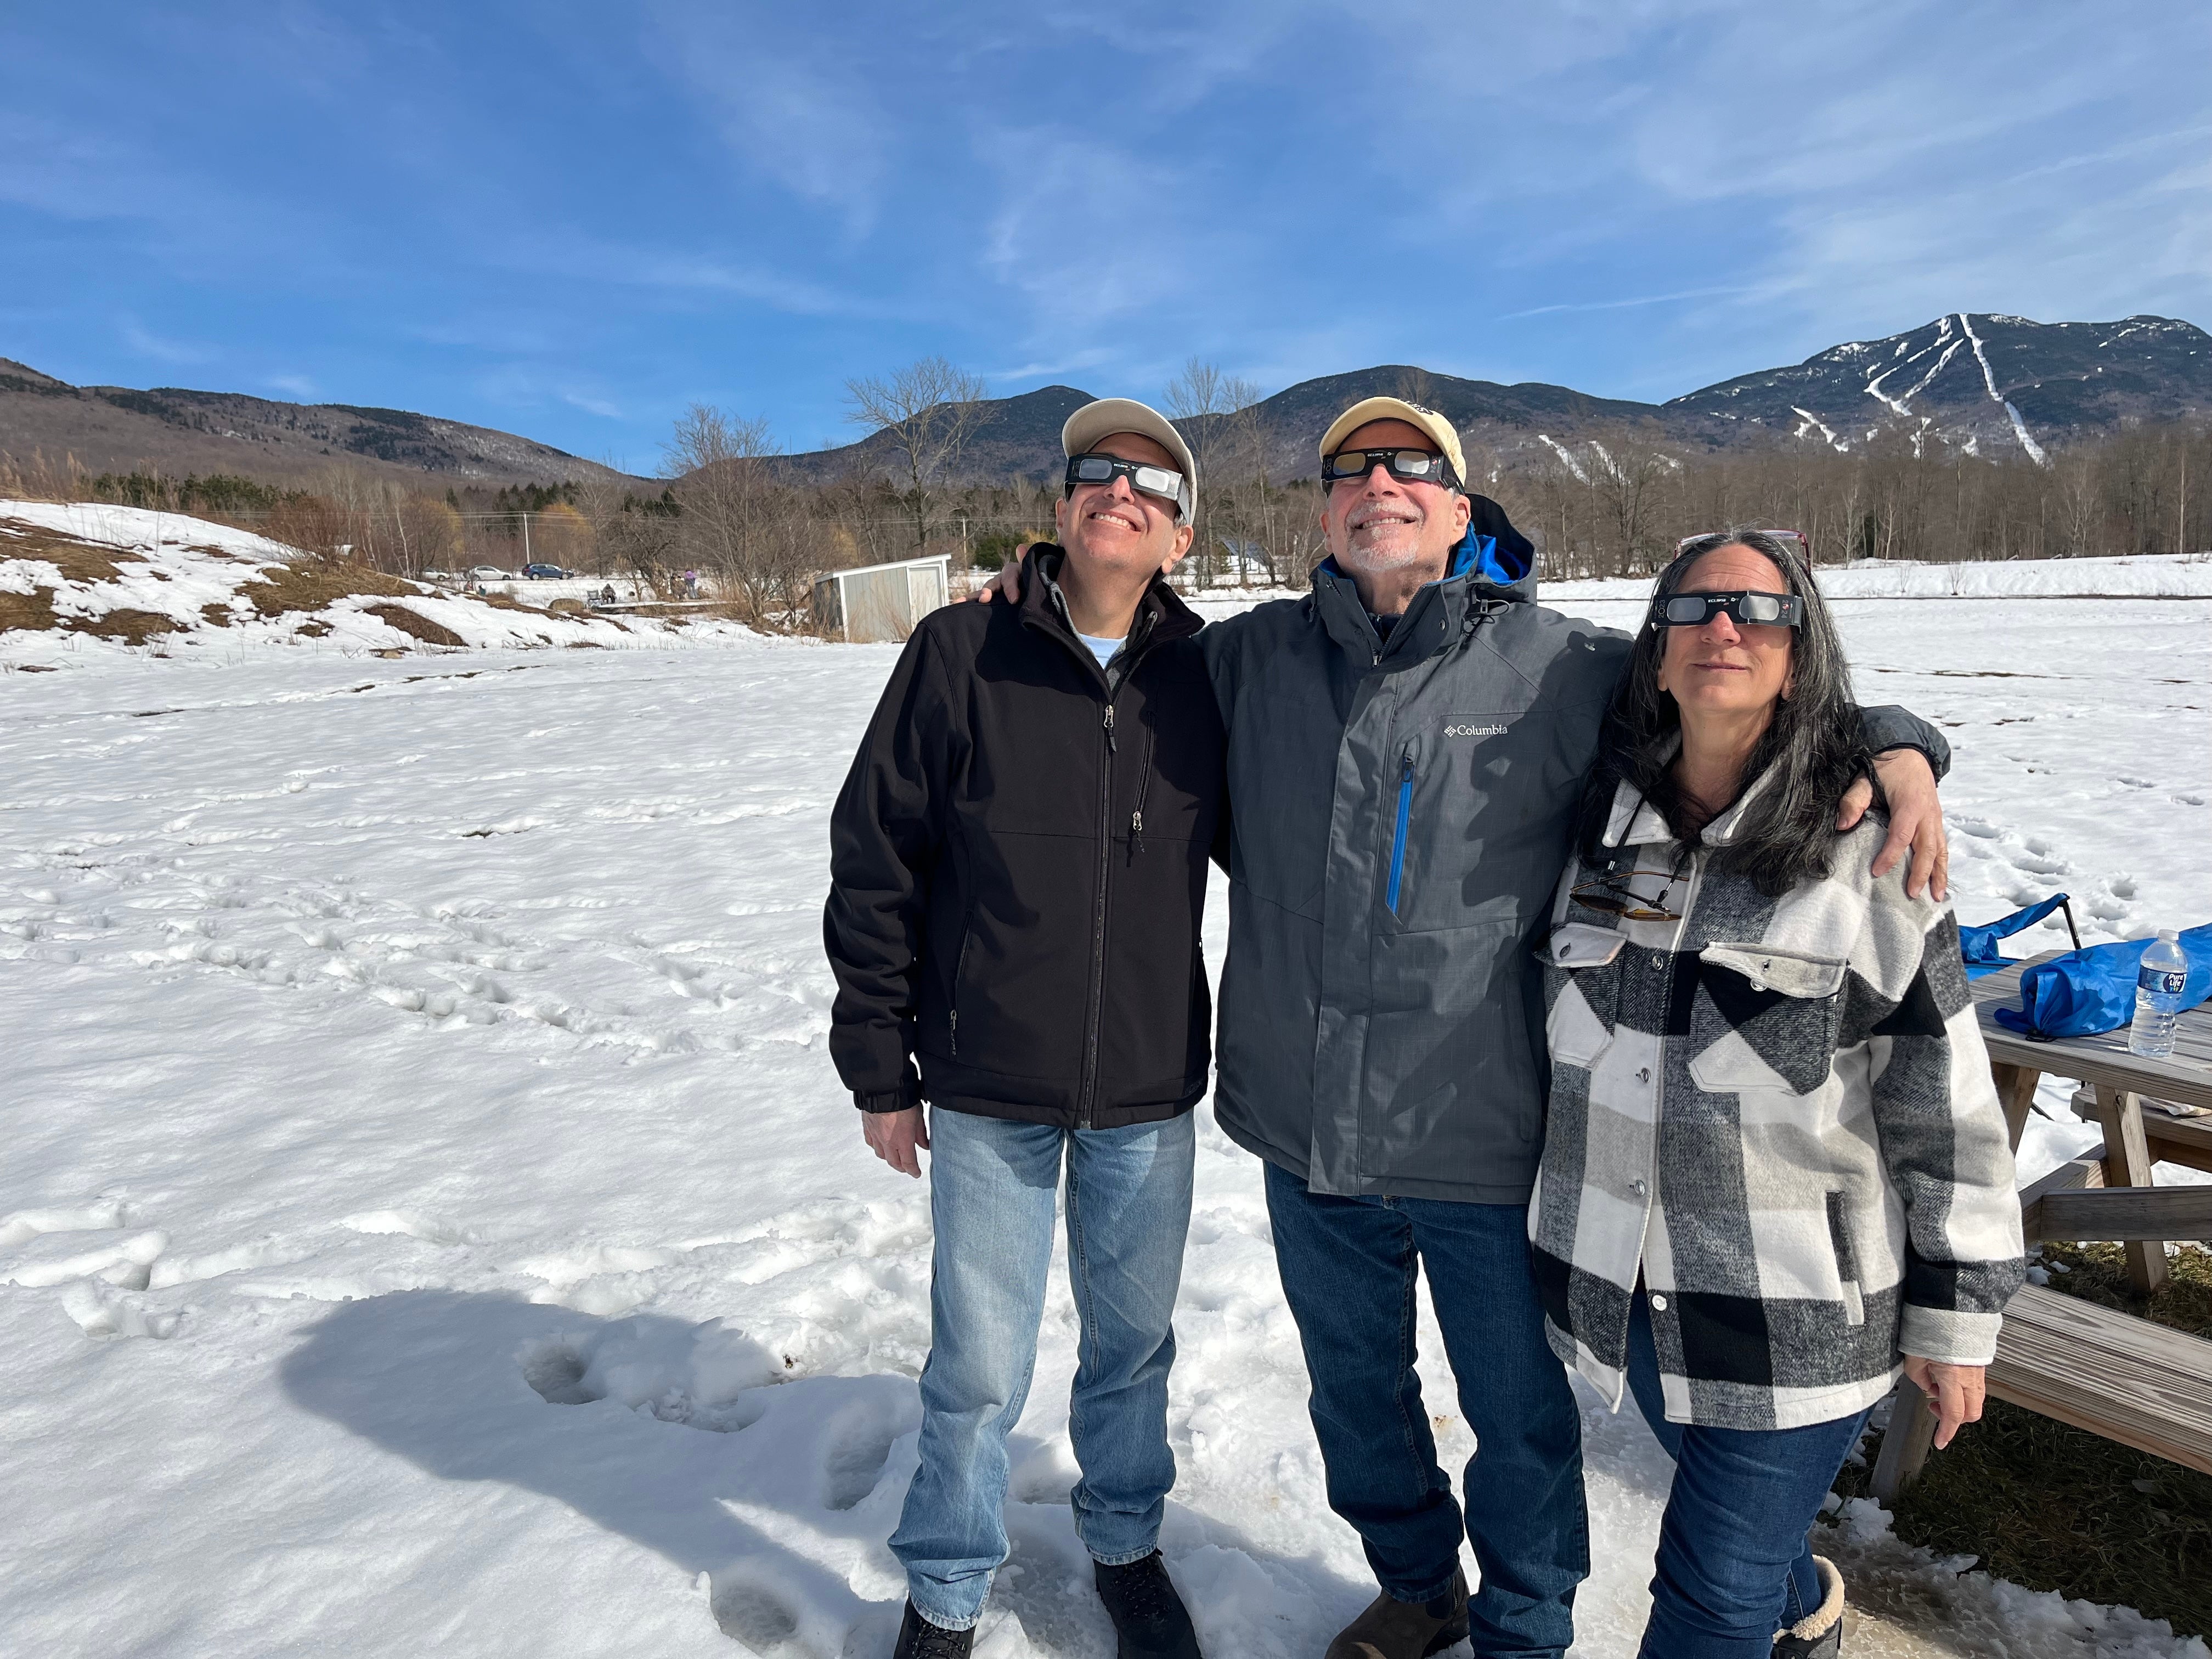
[281,1289,1369,1658]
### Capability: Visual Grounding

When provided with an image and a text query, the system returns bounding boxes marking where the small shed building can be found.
[812,555,951,643]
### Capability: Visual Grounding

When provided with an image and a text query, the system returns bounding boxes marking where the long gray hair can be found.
[1575,528,1870,894]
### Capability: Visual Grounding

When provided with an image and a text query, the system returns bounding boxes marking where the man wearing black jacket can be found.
[825,399,1224,1659]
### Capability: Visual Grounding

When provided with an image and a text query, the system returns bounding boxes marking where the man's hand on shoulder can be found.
[863,1105,930,1177]
[968,546,1030,606]
[1836,748,1948,900]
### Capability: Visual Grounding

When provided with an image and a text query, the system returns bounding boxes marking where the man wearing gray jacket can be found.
[1206,397,1947,1659]
[985,395,1950,1659]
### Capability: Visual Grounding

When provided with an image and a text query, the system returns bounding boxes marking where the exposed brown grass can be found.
[0,588,58,633]
[0,515,148,582]
[74,609,179,645]
[240,561,416,618]
[1830,1243,2212,1637]
[362,603,466,648]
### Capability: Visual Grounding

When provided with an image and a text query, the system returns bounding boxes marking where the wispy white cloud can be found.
[119,317,215,366]
[560,389,625,420]
[638,3,889,238]
[265,372,318,397]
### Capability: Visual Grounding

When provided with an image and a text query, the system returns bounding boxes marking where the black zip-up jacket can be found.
[823,548,1227,1128]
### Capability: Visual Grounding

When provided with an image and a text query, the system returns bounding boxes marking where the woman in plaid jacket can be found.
[1528,530,2024,1659]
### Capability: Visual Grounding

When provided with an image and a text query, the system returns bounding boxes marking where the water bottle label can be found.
[2139,966,2186,996]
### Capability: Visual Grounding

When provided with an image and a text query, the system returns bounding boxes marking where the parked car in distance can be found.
[522,563,572,580]
[468,565,508,582]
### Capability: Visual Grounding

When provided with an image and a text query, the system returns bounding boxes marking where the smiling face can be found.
[1655,543,1797,720]
[1053,430,1194,579]
[1318,417,1472,586]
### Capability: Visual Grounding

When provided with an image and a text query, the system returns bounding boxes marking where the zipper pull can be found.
[1103,703,1116,752]
[1131,810,1144,853]
[949,1008,958,1057]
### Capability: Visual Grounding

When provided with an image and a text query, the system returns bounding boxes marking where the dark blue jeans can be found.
[1264,1164,1586,1659]
[1623,1293,1872,1658]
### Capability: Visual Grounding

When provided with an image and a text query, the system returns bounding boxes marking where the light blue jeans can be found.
[891,1106,1195,1630]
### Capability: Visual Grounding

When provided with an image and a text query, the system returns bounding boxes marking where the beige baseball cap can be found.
[1317,396,1466,491]
[1062,397,1198,520]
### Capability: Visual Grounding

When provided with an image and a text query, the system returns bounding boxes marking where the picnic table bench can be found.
[1871,951,2212,1500]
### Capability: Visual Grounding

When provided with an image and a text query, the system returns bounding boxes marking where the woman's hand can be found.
[1837,747,1949,901]
[1900,1355,1987,1449]
[862,1106,930,1178]
[968,548,1030,605]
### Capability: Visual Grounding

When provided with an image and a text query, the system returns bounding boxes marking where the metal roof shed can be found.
[813,554,951,642]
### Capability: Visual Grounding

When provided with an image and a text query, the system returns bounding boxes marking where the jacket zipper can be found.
[949,927,973,1057]
[1386,743,1415,915]
[1078,698,1118,1128]
[1128,719,1155,859]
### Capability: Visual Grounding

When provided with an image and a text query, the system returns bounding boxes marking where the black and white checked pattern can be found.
[1528,777,2025,1430]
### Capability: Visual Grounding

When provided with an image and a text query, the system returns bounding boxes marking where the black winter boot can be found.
[1772,1555,1846,1658]
[1323,1570,1469,1659]
[1094,1551,1203,1659]
[893,1601,975,1659]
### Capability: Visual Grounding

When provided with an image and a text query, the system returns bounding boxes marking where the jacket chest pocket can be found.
[1686,943,1847,1097]
[1542,924,1625,1068]
[1385,706,1565,931]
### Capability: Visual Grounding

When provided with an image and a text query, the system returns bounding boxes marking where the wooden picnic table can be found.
[1971,950,2212,1294]
[1870,949,2212,1499]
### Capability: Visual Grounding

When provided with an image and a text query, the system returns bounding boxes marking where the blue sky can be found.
[4,2,2207,472]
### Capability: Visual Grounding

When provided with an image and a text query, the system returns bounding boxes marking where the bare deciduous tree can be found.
[843,356,989,551]
[664,403,782,617]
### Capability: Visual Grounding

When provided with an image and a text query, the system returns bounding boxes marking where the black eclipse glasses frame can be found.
[1320,446,1462,489]
[1649,590,1805,629]
[1064,453,1187,516]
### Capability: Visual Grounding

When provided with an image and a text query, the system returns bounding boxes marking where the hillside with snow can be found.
[1669,313,2212,460]
[0,501,766,670]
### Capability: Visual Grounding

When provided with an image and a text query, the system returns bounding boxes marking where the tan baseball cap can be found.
[1317,397,1466,491]
[1062,397,1198,520]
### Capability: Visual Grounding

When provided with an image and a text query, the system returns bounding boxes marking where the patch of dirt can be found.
[200,602,234,628]
[295,619,333,639]
[10,663,57,672]
[240,560,417,618]
[0,516,150,582]
[363,603,466,647]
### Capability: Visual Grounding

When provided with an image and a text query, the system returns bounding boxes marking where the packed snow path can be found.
[3,595,2208,1658]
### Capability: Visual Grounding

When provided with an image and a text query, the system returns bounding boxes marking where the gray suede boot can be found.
[1323,1570,1469,1659]
[1772,1555,1846,1658]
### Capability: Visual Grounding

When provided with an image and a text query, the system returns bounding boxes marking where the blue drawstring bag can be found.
[1991,924,2212,1041]
[1959,893,2078,979]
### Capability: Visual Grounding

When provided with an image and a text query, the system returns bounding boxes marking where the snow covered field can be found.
[3,577,2209,1657]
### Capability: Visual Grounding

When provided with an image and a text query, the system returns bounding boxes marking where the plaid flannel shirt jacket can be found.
[1528,774,2025,1431]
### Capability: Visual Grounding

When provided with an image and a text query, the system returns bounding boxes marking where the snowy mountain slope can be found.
[0,500,768,668]
[2,590,2207,1657]
[1668,314,2212,461]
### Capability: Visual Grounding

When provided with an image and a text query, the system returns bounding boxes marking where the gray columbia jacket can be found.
[1202,517,1947,1206]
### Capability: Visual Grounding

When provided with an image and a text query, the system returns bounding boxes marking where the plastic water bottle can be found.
[2129,929,2190,1059]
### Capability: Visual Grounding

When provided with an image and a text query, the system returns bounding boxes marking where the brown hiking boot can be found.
[1324,1570,1469,1659]
[1772,1555,1846,1657]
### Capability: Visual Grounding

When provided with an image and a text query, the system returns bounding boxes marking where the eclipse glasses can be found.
[1065,453,1189,518]
[1649,590,1805,629]
[1321,447,1460,489]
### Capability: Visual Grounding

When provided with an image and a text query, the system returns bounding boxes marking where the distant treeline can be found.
[6,394,2205,628]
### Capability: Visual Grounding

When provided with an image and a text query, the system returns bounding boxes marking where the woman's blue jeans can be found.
[1623,1293,1872,1659]
[889,1107,1194,1631]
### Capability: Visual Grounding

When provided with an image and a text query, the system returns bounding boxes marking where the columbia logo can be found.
[1444,723,1509,738]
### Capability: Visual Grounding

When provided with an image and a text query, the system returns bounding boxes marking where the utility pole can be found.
[522,511,533,567]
